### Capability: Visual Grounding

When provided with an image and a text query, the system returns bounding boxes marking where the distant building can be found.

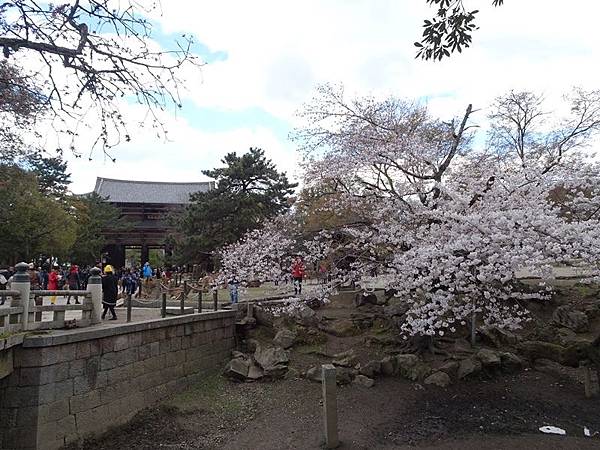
[93,177,214,268]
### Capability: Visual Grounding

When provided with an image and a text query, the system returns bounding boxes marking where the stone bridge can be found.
[0,306,235,449]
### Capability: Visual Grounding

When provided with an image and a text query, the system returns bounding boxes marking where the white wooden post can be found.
[322,363,339,448]
[87,267,103,324]
[11,262,31,331]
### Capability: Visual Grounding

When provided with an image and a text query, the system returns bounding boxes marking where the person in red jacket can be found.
[291,256,305,295]
[48,264,60,304]
[47,265,59,290]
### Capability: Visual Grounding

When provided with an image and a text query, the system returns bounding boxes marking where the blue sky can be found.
[64,0,600,193]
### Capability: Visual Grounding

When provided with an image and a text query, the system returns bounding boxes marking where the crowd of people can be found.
[1,256,318,312]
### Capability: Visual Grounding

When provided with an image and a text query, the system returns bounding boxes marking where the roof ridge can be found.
[96,177,213,186]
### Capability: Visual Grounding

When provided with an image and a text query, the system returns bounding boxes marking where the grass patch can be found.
[0,330,27,340]
[166,373,244,417]
[572,283,600,298]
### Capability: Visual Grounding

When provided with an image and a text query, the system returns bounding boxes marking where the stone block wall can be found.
[0,311,235,450]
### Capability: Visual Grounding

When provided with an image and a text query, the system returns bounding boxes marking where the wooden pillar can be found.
[140,244,149,267]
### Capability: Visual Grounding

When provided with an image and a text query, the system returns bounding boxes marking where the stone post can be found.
[87,267,103,324]
[581,362,600,398]
[11,262,31,331]
[126,293,132,322]
[322,363,339,448]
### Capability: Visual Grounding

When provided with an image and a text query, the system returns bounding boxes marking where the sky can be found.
[63,0,600,194]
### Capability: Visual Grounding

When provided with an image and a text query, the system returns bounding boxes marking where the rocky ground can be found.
[69,282,600,449]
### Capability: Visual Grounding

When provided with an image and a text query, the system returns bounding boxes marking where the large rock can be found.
[499,352,523,372]
[424,371,451,388]
[518,340,565,363]
[336,367,356,385]
[555,328,579,346]
[519,340,592,368]
[245,338,260,353]
[224,357,251,379]
[293,305,319,327]
[476,348,501,369]
[353,374,375,388]
[247,363,265,380]
[254,345,289,378]
[236,316,257,331]
[395,354,431,381]
[305,297,324,310]
[552,306,589,332]
[359,360,382,378]
[273,329,297,349]
[451,338,473,354]
[380,356,397,376]
[457,358,482,379]
[478,326,518,348]
[224,356,264,381]
[332,349,358,367]
[533,358,580,382]
[438,360,460,378]
[322,319,360,337]
[284,367,300,380]
[305,366,322,382]
[355,292,379,307]
[252,306,276,328]
[584,303,600,320]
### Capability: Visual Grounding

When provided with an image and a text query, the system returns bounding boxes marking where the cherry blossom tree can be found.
[220,85,600,348]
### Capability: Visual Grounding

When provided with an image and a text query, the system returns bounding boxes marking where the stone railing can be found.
[0,290,24,334]
[29,290,94,330]
[0,263,103,334]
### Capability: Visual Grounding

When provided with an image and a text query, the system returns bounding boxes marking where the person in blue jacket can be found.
[143,262,153,280]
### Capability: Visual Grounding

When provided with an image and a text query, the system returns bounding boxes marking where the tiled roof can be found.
[93,177,214,204]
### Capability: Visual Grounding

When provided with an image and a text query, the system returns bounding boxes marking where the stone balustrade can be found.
[0,263,103,335]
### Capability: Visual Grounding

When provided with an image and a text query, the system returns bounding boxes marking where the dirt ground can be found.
[70,367,600,450]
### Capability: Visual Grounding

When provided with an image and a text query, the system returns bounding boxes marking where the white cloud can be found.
[162,0,600,118]
[31,0,600,192]
[64,102,298,193]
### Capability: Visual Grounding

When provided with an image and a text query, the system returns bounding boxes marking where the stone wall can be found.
[0,310,236,450]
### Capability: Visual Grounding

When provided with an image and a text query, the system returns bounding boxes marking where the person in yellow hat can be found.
[101,265,118,320]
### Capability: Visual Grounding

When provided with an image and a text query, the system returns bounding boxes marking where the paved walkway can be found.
[0,295,165,325]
